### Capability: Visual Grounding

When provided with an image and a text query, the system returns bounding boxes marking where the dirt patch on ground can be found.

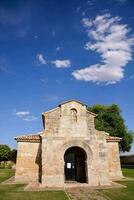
[66,187,110,200]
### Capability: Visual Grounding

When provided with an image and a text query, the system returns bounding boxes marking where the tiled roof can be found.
[15,133,121,143]
[15,133,42,142]
[106,135,122,142]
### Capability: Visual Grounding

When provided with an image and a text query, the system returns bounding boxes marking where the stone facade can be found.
[15,100,123,187]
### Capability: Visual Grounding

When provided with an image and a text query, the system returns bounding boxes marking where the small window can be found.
[71,108,77,123]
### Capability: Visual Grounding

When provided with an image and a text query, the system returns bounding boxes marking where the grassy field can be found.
[0,169,15,183]
[0,184,68,200]
[0,168,134,200]
[0,169,68,200]
[101,182,134,200]
[100,168,134,200]
[122,168,134,178]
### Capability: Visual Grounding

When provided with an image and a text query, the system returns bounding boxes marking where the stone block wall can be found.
[87,111,95,130]
[58,101,89,137]
[42,107,61,136]
[15,142,41,183]
[41,137,65,187]
[107,142,123,180]
[41,135,111,187]
[41,101,111,187]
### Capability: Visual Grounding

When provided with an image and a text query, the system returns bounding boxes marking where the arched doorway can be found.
[64,146,87,183]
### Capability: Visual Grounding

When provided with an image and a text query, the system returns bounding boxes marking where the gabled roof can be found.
[42,99,97,116]
[58,99,87,107]
[42,107,59,115]
[59,99,97,116]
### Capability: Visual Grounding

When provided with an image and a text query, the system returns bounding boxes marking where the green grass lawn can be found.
[0,185,68,200]
[122,168,134,178]
[101,182,134,200]
[0,169,68,200]
[100,168,134,200]
[0,168,134,200]
[0,169,15,183]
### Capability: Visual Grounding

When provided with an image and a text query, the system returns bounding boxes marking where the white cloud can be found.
[56,47,61,51]
[16,111,30,117]
[36,54,47,65]
[15,111,37,121]
[22,115,37,122]
[72,14,134,84]
[52,59,71,68]
[82,18,93,27]
[72,64,124,84]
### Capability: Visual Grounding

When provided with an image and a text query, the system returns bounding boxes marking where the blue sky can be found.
[0,0,134,151]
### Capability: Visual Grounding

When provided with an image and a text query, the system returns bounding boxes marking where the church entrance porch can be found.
[64,146,87,183]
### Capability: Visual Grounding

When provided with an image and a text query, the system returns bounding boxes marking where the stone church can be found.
[15,100,123,187]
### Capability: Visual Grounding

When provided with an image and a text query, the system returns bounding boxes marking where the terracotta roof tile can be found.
[15,133,42,142]
[15,132,121,143]
[106,135,122,142]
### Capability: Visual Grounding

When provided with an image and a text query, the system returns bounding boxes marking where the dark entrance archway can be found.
[64,146,87,183]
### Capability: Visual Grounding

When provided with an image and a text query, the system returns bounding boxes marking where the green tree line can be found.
[0,145,17,164]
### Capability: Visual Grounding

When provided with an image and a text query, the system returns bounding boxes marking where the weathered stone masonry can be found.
[15,100,123,187]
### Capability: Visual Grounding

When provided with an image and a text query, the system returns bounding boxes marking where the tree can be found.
[0,145,11,163]
[88,104,133,152]
[10,149,17,163]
